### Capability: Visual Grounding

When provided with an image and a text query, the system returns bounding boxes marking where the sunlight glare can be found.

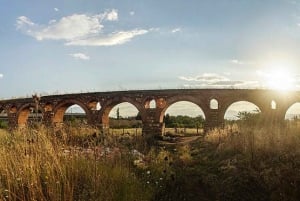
[266,69,294,91]
[259,59,296,91]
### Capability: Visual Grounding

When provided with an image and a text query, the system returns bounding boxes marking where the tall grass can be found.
[204,122,300,201]
[0,127,152,201]
[205,122,300,158]
[1,120,300,201]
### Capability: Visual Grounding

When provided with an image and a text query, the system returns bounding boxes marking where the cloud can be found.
[179,73,260,88]
[0,74,3,78]
[16,16,35,29]
[17,14,103,41]
[69,53,90,60]
[230,59,244,65]
[129,11,135,16]
[54,8,59,12]
[16,10,148,46]
[171,28,181,33]
[179,73,229,83]
[105,9,118,21]
[229,59,256,65]
[66,29,148,46]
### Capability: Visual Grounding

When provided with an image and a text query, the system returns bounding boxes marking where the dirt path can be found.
[159,135,202,145]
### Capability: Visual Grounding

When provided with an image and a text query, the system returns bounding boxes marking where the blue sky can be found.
[1,0,300,99]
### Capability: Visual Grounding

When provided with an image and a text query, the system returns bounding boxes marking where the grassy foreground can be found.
[0,121,300,200]
[0,127,152,201]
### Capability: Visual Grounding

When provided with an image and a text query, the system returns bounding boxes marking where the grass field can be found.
[0,121,300,200]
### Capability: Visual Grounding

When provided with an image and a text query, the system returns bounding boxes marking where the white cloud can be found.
[16,16,35,29]
[179,73,260,88]
[105,9,118,21]
[17,14,102,41]
[230,59,256,65]
[66,29,148,46]
[16,10,148,46]
[171,28,181,33]
[230,59,244,65]
[54,8,59,12]
[69,53,90,60]
[179,73,229,83]
[129,11,135,16]
[0,74,3,78]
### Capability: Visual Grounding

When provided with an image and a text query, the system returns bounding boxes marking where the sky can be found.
[2,0,300,100]
[2,0,300,118]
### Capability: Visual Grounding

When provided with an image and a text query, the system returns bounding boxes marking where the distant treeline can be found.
[164,114,205,128]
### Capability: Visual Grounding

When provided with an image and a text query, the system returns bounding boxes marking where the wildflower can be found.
[146,170,151,175]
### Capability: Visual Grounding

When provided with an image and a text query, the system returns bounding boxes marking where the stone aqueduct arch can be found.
[1,89,300,136]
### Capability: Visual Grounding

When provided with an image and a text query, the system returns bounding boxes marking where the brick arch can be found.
[16,103,44,126]
[158,95,208,123]
[52,99,91,124]
[100,97,144,127]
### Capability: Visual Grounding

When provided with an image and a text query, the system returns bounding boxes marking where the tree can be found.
[116,107,120,120]
[236,108,261,125]
[136,111,142,120]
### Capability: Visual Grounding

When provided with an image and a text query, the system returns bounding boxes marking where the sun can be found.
[266,69,294,91]
[258,59,296,91]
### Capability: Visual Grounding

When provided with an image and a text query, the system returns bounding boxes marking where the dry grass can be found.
[0,127,152,201]
[1,120,300,201]
[205,123,300,157]
[202,122,300,200]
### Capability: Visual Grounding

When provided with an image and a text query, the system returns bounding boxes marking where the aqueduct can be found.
[0,89,300,136]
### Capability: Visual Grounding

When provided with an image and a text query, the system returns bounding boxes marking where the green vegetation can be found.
[0,120,8,129]
[164,114,205,128]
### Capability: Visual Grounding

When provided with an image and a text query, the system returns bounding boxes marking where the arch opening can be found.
[224,101,261,126]
[96,102,101,110]
[149,100,156,109]
[63,104,87,125]
[271,100,277,110]
[144,98,156,109]
[53,102,88,127]
[285,103,300,124]
[104,102,142,136]
[210,99,219,110]
[0,107,8,129]
[162,101,206,135]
